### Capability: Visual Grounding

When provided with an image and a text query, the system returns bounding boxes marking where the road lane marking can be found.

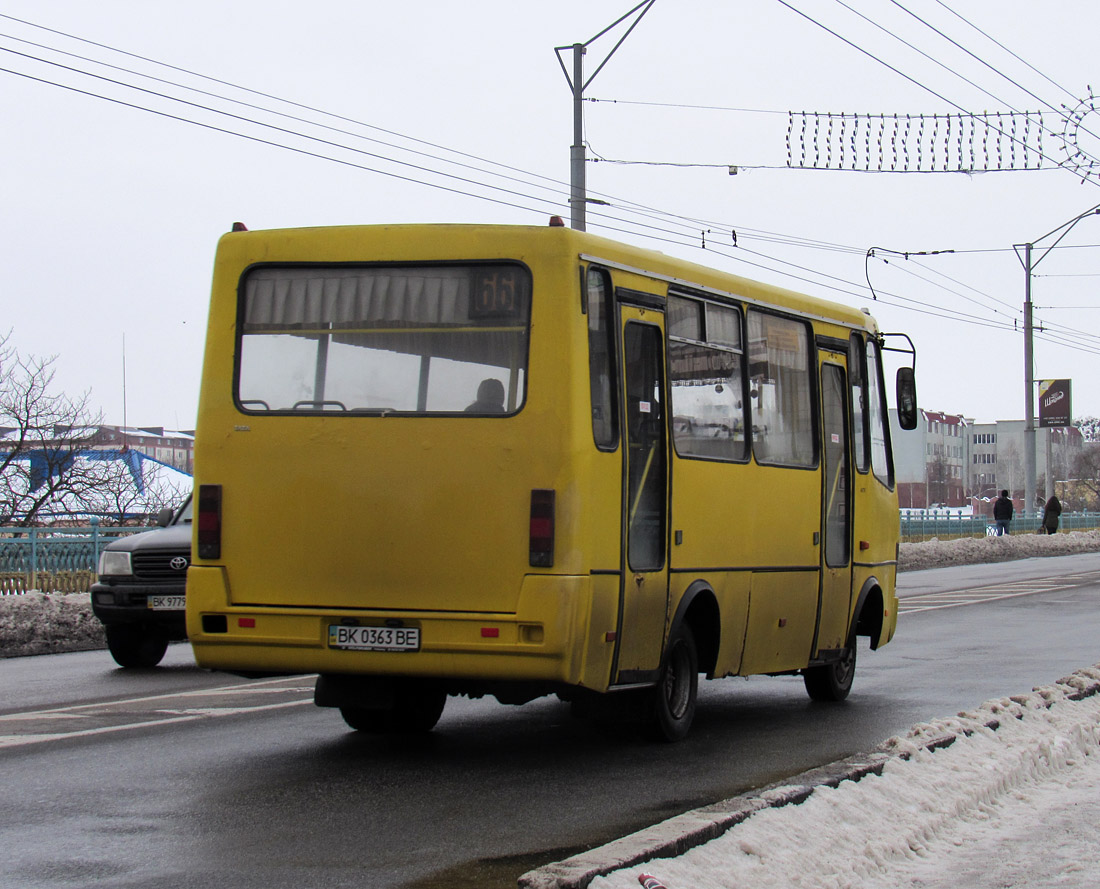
[0,675,316,749]
[899,573,1100,614]
[0,699,314,749]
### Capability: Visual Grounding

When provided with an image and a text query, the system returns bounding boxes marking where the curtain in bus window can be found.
[747,311,814,467]
[668,295,747,461]
[865,339,893,486]
[238,265,530,414]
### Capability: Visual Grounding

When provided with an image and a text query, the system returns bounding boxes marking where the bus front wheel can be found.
[647,624,699,742]
[803,640,857,702]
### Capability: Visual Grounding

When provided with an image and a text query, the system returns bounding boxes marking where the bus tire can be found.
[339,685,447,734]
[105,625,169,668]
[646,623,699,742]
[803,639,857,702]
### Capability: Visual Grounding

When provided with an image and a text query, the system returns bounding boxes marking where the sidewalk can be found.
[522,666,1100,889]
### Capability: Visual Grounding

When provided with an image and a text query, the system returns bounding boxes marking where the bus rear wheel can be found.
[803,640,857,702]
[646,624,699,742]
[339,684,447,734]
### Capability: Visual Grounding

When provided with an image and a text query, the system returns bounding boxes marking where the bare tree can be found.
[0,332,103,525]
[74,454,189,524]
[927,455,950,507]
[1074,416,1100,444]
[998,440,1023,500]
[1070,444,1100,511]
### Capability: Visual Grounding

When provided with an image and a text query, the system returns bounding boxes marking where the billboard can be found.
[1038,379,1072,428]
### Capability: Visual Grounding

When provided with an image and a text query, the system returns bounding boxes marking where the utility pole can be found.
[555,1,657,232]
[1014,205,1100,516]
[1022,243,1035,517]
[569,43,586,232]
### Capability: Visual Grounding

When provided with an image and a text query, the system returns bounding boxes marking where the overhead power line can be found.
[772,0,1100,186]
[1,12,1097,359]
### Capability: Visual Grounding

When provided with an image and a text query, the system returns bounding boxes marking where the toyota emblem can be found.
[170,556,190,571]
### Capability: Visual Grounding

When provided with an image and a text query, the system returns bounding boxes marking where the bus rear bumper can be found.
[185,566,618,690]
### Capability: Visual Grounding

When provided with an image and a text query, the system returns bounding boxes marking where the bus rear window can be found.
[237,264,531,414]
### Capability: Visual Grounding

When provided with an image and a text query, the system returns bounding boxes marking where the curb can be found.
[518,666,1100,889]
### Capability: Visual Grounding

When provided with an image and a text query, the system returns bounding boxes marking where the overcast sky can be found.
[2,1,1099,430]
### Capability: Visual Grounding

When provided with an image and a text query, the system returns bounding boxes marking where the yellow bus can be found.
[187,220,917,741]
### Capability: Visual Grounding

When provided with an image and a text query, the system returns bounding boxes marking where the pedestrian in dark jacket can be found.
[1041,495,1062,534]
[993,490,1014,536]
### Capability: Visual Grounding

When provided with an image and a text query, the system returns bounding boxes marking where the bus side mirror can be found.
[896,366,917,430]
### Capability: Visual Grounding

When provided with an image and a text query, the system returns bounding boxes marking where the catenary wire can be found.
[0,20,868,263]
[3,16,1097,355]
[886,0,1100,148]
[773,0,1097,184]
[931,0,1081,105]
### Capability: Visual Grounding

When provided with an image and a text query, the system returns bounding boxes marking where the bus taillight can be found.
[529,489,555,568]
[197,484,223,560]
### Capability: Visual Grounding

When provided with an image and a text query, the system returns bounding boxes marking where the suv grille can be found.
[132,549,190,581]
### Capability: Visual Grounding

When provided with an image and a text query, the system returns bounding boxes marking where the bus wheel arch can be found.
[853,577,886,651]
[673,581,721,678]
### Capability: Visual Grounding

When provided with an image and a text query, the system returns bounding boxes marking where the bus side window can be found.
[849,333,869,473]
[586,267,619,450]
[668,294,747,462]
[747,310,815,467]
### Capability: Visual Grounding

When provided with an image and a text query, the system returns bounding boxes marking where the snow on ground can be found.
[588,672,1100,889]
[897,528,1100,572]
[0,591,105,657]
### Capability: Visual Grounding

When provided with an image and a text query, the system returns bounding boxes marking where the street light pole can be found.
[1014,205,1100,516]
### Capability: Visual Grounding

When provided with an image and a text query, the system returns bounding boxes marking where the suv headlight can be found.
[98,550,133,577]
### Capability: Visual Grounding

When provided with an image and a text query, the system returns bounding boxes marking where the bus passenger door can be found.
[817,361,853,653]
[613,315,670,683]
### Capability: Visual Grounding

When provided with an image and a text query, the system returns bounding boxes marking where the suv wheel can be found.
[105,626,169,668]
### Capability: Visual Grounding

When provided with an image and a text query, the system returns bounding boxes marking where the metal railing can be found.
[900,511,1100,542]
[0,522,148,594]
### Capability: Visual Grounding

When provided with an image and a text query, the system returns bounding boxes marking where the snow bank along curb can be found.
[518,665,1100,889]
[897,528,1100,572]
[0,592,106,658]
